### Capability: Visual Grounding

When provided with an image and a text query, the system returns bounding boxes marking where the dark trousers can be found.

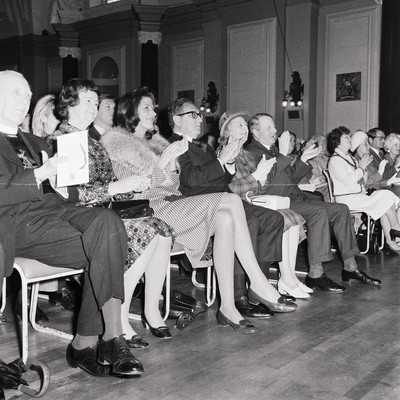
[15,205,127,336]
[290,199,359,265]
[234,201,284,300]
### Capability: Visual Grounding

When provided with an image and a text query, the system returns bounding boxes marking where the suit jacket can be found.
[354,149,395,190]
[88,125,102,141]
[0,130,77,276]
[178,141,233,196]
[168,132,183,143]
[245,139,315,200]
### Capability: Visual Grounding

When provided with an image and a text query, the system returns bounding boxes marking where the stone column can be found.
[52,23,80,84]
[137,31,162,97]
[59,46,81,83]
[133,5,167,98]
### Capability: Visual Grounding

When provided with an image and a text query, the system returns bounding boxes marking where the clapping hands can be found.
[252,156,276,183]
[300,143,321,163]
[358,154,373,170]
[218,139,241,165]
[278,131,291,156]
[159,137,189,170]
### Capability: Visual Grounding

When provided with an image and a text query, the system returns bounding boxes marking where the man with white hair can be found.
[0,70,142,377]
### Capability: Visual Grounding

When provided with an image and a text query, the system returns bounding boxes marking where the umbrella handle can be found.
[18,361,50,398]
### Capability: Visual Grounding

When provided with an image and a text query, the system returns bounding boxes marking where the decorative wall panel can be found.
[227,19,276,117]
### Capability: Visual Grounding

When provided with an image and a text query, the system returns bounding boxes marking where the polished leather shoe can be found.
[305,274,346,293]
[247,288,297,313]
[98,335,144,376]
[342,269,381,286]
[66,343,111,377]
[216,310,259,334]
[49,287,77,311]
[149,326,172,339]
[235,296,273,318]
[126,335,149,349]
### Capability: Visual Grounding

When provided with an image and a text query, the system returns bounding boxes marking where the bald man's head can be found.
[0,70,32,128]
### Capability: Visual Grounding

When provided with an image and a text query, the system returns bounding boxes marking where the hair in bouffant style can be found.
[116,87,157,140]
[326,126,350,155]
[56,78,100,121]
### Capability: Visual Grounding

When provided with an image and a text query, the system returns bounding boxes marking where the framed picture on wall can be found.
[336,72,361,102]
[177,90,195,102]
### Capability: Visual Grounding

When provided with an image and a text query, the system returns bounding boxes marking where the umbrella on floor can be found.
[0,358,49,399]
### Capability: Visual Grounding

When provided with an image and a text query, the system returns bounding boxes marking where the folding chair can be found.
[323,169,384,254]
[4,258,84,363]
[128,243,216,323]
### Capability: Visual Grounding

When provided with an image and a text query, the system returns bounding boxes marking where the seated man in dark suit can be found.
[0,70,142,377]
[168,98,287,319]
[245,113,381,290]
[88,94,116,141]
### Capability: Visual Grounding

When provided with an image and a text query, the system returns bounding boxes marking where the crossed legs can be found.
[212,193,282,324]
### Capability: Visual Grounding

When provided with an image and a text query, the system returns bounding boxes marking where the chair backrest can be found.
[322,169,336,203]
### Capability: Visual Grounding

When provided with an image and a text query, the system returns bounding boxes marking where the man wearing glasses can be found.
[167,98,286,320]
[366,128,397,179]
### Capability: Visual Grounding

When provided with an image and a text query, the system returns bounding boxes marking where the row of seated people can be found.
[0,70,390,380]
[286,128,400,253]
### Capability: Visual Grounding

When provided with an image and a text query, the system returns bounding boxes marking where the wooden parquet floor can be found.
[2,246,400,400]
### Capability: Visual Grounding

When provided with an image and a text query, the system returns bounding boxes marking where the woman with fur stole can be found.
[101,87,296,334]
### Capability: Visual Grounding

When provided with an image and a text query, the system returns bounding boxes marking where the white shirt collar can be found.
[0,123,18,135]
[369,146,380,156]
[260,142,271,150]
[94,124,106,136]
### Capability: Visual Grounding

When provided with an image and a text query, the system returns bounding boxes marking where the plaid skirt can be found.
[277,208,307,243]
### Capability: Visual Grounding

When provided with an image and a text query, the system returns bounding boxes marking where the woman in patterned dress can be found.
[47,79,175,345]
[101,87,297,334]
[216,111,311,299]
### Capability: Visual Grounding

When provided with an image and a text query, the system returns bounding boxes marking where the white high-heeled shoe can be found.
[298,281,313,294]
[278,280,310,299]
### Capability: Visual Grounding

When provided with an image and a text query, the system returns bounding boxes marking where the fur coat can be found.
[100,127,170,178]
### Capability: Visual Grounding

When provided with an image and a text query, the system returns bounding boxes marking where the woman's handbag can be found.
[245,192,290,210]
[104,199,154,219]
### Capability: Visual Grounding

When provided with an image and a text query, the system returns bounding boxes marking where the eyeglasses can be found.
[376,136,386,140]
[177,111,203,120]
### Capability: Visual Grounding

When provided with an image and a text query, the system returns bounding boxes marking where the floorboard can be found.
[2,245,400,400]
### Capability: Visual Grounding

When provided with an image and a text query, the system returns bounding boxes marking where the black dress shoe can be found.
[98,335,144,376]
[66,343,111,377]
[126,335,149,349]
[49,287,77,311]
[216,310,259,334]
[235,296,273,319]
[149,326,172,339]
[305,274,346,293]
[342,269,381,286]
[247,288,297,313]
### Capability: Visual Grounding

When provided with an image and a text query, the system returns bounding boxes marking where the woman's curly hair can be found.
[56,78,100,121]
[116,87,157,140]
[326,126,350,155]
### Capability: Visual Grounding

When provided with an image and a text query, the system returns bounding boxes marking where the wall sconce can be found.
[200,81,219,113]
[282,71,304,108]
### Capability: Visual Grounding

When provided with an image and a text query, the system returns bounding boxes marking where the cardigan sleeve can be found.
[328,155,364,186]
